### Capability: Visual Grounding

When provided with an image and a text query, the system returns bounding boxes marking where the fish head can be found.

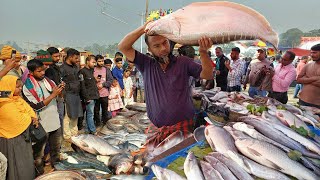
[184,151,197,173]
[115,161,133,174]
[145,16,180,38]
[151,165,166,179]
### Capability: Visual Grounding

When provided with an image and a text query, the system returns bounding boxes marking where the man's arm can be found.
[296,65,317,84]
[0,59,17,80]
[22,84,63,111]
[118,21,150,62]
[198,37,214,80]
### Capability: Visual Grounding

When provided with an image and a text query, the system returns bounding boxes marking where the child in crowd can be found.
[108,79,124,117]
[123,69,134,106]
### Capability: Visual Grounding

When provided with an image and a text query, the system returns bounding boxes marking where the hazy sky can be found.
[1,0,319,48]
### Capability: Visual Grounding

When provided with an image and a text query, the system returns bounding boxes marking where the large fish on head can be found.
[145,1,279,48]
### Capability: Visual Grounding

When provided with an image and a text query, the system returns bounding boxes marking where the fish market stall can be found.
[146,87,320,180]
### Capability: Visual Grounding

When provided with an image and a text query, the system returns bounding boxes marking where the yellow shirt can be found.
[0,75,36,138]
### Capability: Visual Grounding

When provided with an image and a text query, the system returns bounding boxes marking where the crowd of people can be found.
[0,24,320,179]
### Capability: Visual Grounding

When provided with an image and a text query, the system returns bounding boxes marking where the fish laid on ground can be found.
[296,114,319,128]
[276,110,309,130]
[71,134,122,156]
[54,160,111,174]
[224,102,249,114]
[227,151,291,180]
[284,104,303,115]
[209,152,254,180]
[235,138,318,180]
[184,152,205,180]
[210,91,228,101]
[241,117,320,159]
[116,141,140,152]
[106,116,128,131]
[151,164,186,180]
[100,125,115,135]
[205,125,237,154]
[108,154,134,175]
[0,152,7,180]
[203,155,238,180]
[116,110,139,117]
[124,123,143,134]
[35,171,86,180]
[199,160,224,180]
[126,103,147,112]
[146,1,278,47]
[272,123,320,155]
[261,111,283,125]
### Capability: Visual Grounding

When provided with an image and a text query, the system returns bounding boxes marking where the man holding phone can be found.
[94,55,113,126]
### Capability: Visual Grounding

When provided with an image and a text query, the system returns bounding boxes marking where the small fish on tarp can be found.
[124,123,143,134]
[35,170,86,180]
[0,152,7,180]
[146,1,278,47]
[100,125,115,135]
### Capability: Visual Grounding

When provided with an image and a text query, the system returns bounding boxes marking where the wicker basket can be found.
[228,110,247,122]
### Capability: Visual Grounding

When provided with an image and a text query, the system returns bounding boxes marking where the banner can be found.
[146,8,173,21]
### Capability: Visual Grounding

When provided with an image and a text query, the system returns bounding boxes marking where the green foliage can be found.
[279,28,320,47]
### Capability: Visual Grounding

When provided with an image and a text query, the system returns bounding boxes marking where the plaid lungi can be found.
[144,119,194,148]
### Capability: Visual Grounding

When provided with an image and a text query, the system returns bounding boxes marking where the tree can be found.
[279,28,304,47]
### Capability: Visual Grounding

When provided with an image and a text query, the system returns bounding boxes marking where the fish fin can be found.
[266,159,283,171]
[92,147,100,155]
[243,159,252,170]
[247,147,262,157]
[80,141,89,147]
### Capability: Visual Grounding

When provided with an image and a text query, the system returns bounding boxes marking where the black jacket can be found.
[45,63,61,85]
[60,63,81,95]
[215,55,229,88]
[79,67,99,101]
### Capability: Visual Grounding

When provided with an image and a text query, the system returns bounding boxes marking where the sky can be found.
[1,0,319,49]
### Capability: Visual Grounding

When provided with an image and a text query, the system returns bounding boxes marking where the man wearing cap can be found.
[297,44,320,108]
[0,45,23,79]
[226,47,246,92]
[268,51,297,104]
[244,48,272,97]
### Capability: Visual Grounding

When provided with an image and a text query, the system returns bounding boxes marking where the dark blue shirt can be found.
[134,51,202,127]
[112,67,124,89]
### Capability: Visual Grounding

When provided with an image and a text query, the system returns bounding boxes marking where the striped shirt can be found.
[227,59,246,87]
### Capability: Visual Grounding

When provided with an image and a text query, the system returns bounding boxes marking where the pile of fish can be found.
[54,106,154,178]
[152,90,320,180]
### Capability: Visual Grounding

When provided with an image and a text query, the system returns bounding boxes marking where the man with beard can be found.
[45,47,64,127]
[118,21,213,147]
[59,48,83,140]
[297,44,320,108]
[94,55,113,126]
[22,59,64,176]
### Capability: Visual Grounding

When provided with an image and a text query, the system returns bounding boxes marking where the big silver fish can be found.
[184,152,205,180]
[203,155,238,180]
[209,152,254,180]
[71,134,122,156]
[151,164,186,180]
[145,1,279,47]
[227,151,291,180]
[199,160,224,180]
[205,125,237,154]
[35,171,86,180]
[235,138,318,180]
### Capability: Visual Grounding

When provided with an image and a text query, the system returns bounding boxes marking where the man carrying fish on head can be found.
[118,21,214,147]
